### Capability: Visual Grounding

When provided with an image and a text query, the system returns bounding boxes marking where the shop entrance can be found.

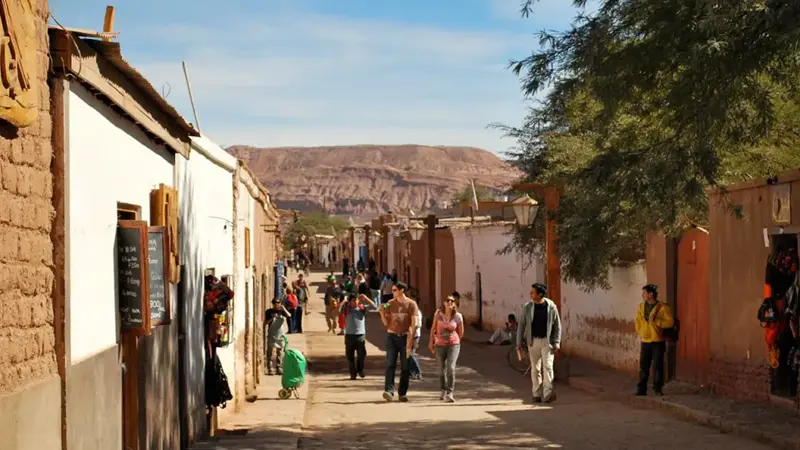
[766,234,799,399]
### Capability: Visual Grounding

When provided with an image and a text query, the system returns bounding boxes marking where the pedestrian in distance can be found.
[429,295,465,402]
[408,306,423,380]
[324,276,343,334]
[635,284,674,396]
[378,281,420,402]
[265,298,291,376]
[340,292,376,379]
[284,287,299,334]
[517,283,561,404]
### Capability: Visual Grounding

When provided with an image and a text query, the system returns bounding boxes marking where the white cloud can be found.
[126,7,545,154]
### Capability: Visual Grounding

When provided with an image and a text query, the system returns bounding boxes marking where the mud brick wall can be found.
[709,358,770,402]
[0,0,57,396]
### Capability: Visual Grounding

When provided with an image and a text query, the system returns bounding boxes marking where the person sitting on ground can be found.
[487,314,518,345]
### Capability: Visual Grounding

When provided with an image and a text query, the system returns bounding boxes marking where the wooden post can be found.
[103,6,115,35]
[544,186,561,310]
[364,225,371,266]
[426,214,438,321]
[349,227,355,273]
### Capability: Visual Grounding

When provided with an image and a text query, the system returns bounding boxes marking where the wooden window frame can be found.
[147,226,171,326]
[117,202,142,220]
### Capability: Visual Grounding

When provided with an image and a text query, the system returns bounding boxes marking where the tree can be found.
[283,212,349,251]
[451,184,497,206]
[499,1,800,288]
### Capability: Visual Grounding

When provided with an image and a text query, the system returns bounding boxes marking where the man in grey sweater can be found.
[516,283,562,403]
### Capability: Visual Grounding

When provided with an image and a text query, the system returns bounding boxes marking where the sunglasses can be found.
[446,298,455,303]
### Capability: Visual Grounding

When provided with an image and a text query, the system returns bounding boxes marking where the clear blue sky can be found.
[51,0,584,154]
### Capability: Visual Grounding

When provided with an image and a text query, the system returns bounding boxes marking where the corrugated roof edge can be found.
[81,37,199,138]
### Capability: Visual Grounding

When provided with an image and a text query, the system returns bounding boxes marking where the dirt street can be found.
[192,270,776,450]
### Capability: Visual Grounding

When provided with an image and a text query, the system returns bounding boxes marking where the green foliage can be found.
[500,0,800,289]
[451,184,497,205]
[283,212,349,250]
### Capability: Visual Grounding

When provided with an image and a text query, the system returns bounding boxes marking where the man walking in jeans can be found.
[378,281,419,402]
[635,284,674,396]
[517,283,561,404]
[341,292,376,379]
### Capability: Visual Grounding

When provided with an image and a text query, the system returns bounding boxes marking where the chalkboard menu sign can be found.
[117,220,151,334]
[148,227,171,325]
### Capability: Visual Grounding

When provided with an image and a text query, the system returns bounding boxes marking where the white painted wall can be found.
[177,135,236,436]
[66,83,176,364]
[561,264,646,372]
[451,224,544,332]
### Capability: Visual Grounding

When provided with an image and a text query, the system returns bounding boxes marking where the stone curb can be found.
[567,377,800,450]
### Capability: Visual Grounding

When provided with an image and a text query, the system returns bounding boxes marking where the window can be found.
[117,202,141,220]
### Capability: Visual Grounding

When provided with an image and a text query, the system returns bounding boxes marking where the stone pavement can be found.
[190,270,783,449]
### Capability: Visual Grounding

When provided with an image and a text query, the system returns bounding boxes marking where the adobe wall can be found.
[0,1,61,449]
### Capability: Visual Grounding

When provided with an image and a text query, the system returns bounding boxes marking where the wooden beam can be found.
[103,6,116,35]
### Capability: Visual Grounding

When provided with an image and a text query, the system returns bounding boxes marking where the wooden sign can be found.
[148,227,170,325]
[117,220,151,334]
[150,184,180,283]
[771,183,791,225]
[0,0,39,127]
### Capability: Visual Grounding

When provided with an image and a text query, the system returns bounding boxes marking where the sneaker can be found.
[359,372,365,379]
[440,391,447,400]
[532,397,542,403]
[445,393,455,403]
[399,395,409,403]
[544,393,557,403]
[350,375,357,380]
[411,374,422,380]
[382,392,393,402]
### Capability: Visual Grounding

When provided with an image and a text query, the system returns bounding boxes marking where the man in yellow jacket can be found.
[634,284,674,396]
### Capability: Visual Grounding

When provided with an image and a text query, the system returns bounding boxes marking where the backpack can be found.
[653,304,680,342]
[662,318,680,342]
[757,298,779,324]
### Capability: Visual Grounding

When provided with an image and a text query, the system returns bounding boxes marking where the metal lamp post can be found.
[408,221,425,241]
[512,184,562,311]
[512,194,540,228]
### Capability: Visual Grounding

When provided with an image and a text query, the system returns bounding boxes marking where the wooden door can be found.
[676,228,711,385]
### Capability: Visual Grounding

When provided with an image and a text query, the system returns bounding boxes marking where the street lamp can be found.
[408,221,425,241]
[512,194,540,227]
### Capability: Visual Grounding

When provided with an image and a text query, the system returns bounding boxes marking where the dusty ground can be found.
[191,270,777,450]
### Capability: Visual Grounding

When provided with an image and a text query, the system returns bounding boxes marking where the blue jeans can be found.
[371,289,381,308]
[408,336,421,377]
[384,334,410,396]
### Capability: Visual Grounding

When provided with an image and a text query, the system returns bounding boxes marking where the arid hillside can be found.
[226,144,521,216]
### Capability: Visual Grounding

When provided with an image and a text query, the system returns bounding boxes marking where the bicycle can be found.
[507,346,531,376]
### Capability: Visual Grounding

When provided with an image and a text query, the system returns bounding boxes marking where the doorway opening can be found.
[767,234,798,399]
[475,272,483,330]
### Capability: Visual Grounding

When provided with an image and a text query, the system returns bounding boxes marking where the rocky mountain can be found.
[226,144,522,216]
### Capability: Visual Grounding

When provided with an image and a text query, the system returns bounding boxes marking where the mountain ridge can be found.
[226,144,521,216]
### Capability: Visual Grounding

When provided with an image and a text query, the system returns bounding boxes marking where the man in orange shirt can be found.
[378,281,419,403]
